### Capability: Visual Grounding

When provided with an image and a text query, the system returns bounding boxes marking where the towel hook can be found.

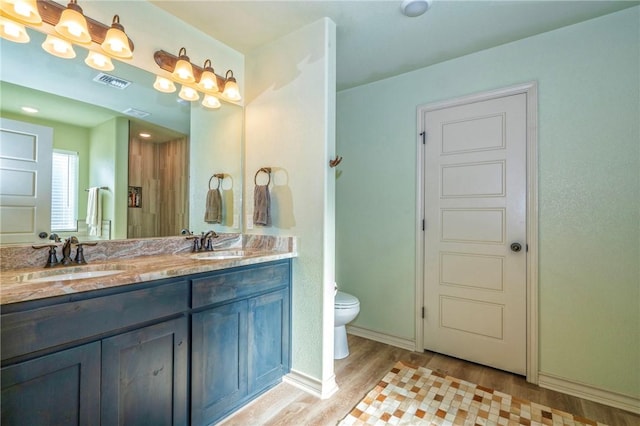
[208,173,224,190]
[329,156,343,168]
[254,167,271,186]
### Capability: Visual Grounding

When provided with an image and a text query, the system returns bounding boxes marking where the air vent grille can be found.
[92,73,131,89]
[123,108,150,119]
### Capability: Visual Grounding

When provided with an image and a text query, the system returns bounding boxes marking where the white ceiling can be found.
[152,0,638,91]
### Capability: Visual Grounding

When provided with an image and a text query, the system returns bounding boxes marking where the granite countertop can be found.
[1,237,296,306]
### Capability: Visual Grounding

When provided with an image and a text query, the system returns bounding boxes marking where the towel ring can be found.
[254,167,271,186]
[208,173,224,190]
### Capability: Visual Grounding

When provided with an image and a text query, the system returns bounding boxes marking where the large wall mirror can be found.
[0,30,244,245]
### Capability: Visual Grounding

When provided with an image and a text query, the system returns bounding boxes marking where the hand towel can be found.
[86,187,102,237]
[204,188,222,223]
[253,184,271,226]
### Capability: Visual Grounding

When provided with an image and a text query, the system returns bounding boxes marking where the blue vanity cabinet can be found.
[1,341,101,425]
[0,277,190,426]
[190,259,292,425]
[101,316,189,426]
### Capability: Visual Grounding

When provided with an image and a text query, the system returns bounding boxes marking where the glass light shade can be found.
[222,79,241,101]
[85,51,114,71]
[0,0,42,24]
[101,16,132,59]
[153,76,176,93]
[42,34,76,59]
[202,94,221,109]
[178,85,199,102]
[172,58,195,84]
[197,70,219,93]
[55,6,91,44]
[0,16,29,43]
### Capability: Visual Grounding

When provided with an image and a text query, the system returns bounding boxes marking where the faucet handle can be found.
[185,235,200,252]
[32,244,59,268]
[74,242,97,264]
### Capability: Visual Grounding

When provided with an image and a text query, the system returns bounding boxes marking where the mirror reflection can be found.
[1,29,242,245]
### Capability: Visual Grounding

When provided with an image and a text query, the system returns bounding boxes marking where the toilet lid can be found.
[335,291,359,307]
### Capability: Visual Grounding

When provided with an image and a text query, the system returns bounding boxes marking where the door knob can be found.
[510,242,522,252]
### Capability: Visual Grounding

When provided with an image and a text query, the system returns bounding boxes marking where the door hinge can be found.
[421,307,425,319]
[422,219,425,231]
[526,244,529,252]
[420,131,426,144]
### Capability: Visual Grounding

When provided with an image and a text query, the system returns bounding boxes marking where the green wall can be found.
[336,7,639,397]
[0,111,91,226]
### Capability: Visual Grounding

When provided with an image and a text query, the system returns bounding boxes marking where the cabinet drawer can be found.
[1,280,189,362]
[192,261,290,309]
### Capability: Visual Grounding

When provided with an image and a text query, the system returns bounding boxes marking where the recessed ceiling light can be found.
[401,0,432,17]
[139,132,151,138]
[21,106,39,113]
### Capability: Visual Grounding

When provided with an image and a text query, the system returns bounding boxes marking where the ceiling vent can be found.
[122,108,150,119]
[93,73,131,89]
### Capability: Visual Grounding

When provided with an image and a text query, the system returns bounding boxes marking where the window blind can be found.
[51,150,78,231]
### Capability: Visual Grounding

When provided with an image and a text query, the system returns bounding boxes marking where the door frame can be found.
[414,82,539,383]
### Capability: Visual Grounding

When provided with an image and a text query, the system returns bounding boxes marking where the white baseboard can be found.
[538,372,640,414]
[283,369,339,400]
[346,325,416,352]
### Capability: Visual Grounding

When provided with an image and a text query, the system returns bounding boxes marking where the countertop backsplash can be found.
[0,233,296,272]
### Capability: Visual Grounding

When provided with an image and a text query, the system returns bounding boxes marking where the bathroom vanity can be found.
[0,236,294,426]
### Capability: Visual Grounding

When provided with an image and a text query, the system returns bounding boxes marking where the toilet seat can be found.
[335,291,359,309]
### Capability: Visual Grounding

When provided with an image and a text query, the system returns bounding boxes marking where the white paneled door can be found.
[422,93,527,375]
[0,118,53,244]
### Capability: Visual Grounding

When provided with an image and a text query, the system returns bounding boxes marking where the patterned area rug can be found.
[339,361,608,426]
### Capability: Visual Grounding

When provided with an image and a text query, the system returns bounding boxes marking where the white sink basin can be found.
[190,250,252,260]
[18,265,131,283]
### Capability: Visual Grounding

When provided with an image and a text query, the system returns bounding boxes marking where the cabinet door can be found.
[1,341,100,426]
[191,300,248,426]
[248,288,290,393]
[101,317,188,426]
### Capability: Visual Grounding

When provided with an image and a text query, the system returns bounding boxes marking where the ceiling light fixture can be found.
[401,0,432,17]
[153,49,241,111]
[0,0,134,71]
[21,106,39,113]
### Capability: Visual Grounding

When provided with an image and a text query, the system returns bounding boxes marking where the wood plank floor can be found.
[220,335,639,425]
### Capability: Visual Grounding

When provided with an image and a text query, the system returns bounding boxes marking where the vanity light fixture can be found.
[139,132,151,138]
[0,0,42,25]
[197,59,218,93]
[153,75,176,93]
[202,94,221,109]
[153,48,241,111]
[0,0,134,70]
[222,70,241,101]
[54,0,90,44]
[172,47,195,84]
[101,15,132,59]
[178,85,199,102]
[0,16,30,43]
[85,50,114,71]
[42,34,76,58]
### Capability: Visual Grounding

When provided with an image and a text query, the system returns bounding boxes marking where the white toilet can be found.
[334,291,360,359]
